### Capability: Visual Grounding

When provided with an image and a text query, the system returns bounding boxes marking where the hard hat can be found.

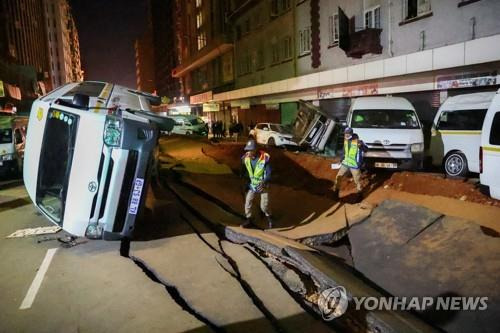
[344,127,353,134]
[244,139,257,151]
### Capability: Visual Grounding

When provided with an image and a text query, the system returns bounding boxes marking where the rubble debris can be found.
[6,226,61,238]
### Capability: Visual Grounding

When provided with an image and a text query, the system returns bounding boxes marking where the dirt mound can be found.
[203,142,500,207]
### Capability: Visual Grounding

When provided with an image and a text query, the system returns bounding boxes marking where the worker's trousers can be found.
[245,189,270,218]
[334,165,362,193]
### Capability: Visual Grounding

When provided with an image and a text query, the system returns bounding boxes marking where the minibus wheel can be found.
[444,152,468,178]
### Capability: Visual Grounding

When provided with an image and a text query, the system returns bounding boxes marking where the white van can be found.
[347,96,424,169]
[430,92,495,177]
[168,115,207,136]
[24,81,168,239]
[0,116,27,177]
[480,88,500,200]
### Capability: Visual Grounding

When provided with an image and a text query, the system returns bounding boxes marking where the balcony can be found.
[345,28,383,59]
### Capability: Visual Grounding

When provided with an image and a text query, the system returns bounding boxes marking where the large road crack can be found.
[180,214,286,333]
[120,239,223,333]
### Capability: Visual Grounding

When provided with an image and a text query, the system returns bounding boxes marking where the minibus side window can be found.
[490,112,500,145]
[437,109,487,130]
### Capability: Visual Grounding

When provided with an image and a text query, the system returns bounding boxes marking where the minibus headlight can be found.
[85,223,103,239]
[103,116,122,147]
[411,143,424,153]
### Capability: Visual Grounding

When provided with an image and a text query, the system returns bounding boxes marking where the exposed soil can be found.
[202,141,500,208]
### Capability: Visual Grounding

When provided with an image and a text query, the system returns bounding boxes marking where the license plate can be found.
[375,162,398,169]
[128,178,144,215]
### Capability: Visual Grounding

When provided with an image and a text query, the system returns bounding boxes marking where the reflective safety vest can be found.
[244,151,270,191]
[343,139,360,168]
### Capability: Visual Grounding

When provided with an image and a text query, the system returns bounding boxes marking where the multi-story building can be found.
[0,0,50,99]
[44,0,83,89]
[150,0,182,102]
[134,30,156,94]
[172,0,234,122]
[205,0,500,135]
[227,0,297,126]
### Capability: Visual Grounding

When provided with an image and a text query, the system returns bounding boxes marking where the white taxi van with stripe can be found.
[480,88,500,200]
[430,92,496,177]
[24,81,169,239]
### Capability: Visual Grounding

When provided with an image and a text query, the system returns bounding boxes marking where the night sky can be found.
[69,0,149,88]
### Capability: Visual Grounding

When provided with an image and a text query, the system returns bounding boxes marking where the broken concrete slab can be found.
[273,202,373,245]
[284,248,439,333]
[365,188,500,232]
[348,200,500,333]
[220,241,334,333]
[131,234,276,332]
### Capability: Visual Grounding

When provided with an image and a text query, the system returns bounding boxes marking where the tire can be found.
[267,137,276,146]
[444,152,468,177]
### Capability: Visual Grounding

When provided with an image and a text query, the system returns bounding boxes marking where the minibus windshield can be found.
[36,109,79,224]
[352,109,421,129]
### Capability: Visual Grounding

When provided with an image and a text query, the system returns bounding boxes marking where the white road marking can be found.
[19,248,58,310]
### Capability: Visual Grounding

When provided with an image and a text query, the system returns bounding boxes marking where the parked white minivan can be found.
[347,96,424,169]
[168,115,207,136]
[480,88,500,200]
[430,92,495,177]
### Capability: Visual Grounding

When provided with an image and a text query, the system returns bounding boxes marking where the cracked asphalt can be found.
[0,175,334,333]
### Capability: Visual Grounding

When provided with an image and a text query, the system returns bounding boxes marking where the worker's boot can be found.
[266,215,273,229]
[241,218,253,228]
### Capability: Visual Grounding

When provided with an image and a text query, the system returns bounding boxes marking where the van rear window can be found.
[490,112,500,145]
[437,109,487,131]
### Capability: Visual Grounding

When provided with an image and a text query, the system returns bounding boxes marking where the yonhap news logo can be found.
[317,286,489,321]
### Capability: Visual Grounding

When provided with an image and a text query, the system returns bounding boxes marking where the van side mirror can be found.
[72,93,89,109]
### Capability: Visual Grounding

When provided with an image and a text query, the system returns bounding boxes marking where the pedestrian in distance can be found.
[240,139,273,229]
[332,127,368,200]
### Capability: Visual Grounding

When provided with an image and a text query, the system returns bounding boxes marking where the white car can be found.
[249,123,297,147]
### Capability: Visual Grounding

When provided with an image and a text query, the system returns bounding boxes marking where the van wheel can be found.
[444,152,468,178]
[267,137,276,146]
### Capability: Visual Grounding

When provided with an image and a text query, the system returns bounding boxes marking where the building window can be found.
[196,12,203,28]
[271,0,279,17]
[328,14,339,46]
[404,0,431,20]
[299,27,311,55]
[197,31,206,50]
[281,0,291,11]
[271,41,280,64]
[283,36,292,60]
[257,47,265,69]
[365,6,381,29]
[244,19,250,34]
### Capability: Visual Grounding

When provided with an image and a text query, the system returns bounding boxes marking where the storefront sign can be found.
[318,83,378,99]
[190,91,213,105]
[230,100,250,109]
[436,71,498,90]
[203,103,220,112]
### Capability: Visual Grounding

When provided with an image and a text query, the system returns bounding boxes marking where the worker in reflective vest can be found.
[240,139,273,229]
[332,127,367,199]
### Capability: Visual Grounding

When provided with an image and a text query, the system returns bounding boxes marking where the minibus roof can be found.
[441,91,496,111]
[352,96,415,110]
